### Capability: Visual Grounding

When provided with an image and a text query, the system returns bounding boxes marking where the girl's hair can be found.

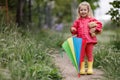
[77,1,93,18]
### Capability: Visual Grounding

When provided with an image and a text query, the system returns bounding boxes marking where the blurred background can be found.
[0,0,120,80]
[0,0,119,29]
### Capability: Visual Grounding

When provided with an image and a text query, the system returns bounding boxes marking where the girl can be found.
[70,1,102,75]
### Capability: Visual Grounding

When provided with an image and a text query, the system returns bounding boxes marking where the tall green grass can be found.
[0,21,62,80]
[94,44,120,80]
[94,31,120,80]
[110,33,120,50]
[1,18,120,80]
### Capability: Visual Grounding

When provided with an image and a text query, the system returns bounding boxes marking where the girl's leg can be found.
[86,43,94,61]
[85,43,94,74]
[80,39,86,62]
[80,39,86,74]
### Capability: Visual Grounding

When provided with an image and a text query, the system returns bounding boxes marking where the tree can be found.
[107,0,120,27]
[28,0,32,23]
[16,0,32,26]
[53,0,72,22]
[16,0,25,26]
[33,0,47,28]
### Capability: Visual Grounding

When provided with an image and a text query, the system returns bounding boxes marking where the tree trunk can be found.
[5,0,9,23]
[16,0,25,26]
[28,0,32,23]
[45,1,54,28]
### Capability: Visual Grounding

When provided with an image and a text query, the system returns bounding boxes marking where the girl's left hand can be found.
[90,28,96,33]
[88,22,97,28]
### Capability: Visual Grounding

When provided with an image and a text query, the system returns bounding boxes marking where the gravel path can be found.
[53,53,104,80]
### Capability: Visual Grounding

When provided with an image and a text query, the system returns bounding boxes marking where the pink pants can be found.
[80,42,94,62]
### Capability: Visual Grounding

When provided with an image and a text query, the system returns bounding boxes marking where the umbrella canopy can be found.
[62,37,85,73]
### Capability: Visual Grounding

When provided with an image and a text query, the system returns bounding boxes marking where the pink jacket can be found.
[71,17,102,44]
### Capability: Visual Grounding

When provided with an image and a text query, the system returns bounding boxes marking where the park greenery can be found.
[0,0,100,27]
[107,0,120,27]
[0,0,120,80]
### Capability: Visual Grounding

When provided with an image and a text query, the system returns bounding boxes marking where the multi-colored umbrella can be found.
[62,37,86,77]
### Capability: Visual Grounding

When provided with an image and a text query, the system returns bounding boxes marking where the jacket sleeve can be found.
[70,20,78,35]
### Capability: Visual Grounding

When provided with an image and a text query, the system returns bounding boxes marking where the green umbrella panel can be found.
[62,40,78,72]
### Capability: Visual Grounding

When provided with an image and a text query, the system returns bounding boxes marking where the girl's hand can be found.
[88,22,97,28]
[91,33,96,37]
[90,28,96,33]
[70,27,77,32]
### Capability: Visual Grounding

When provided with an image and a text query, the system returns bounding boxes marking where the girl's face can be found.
[79,5,89,18]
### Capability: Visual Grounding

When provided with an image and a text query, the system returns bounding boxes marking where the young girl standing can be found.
[70,1,102,75]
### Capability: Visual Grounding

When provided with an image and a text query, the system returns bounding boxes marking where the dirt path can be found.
[52,53,104,80]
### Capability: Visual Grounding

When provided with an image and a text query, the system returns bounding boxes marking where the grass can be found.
[0,21,62,80]
[0,17,120,80]
[94,30,120,80]
[94,44,120,79]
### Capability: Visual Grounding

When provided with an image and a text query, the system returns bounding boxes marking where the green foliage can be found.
[0,21,62,80]
[103,20,118,30]
[94,44,120,80]
[0,0,100,27]
[94,32,120,80]
[8,0,17,11]
[53,0,100,22]
[110,32,120,50]
[53,0,72,22]
[35,29,66,49]
[94,44,109,68]
[101,52,120,80]
[0,0,5,6]
[0,0,17,11]
[107,0,120,27]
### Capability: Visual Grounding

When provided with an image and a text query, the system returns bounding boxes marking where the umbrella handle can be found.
[78,73,80,78]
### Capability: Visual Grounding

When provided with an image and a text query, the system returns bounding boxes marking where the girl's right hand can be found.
[70,27,77,32]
